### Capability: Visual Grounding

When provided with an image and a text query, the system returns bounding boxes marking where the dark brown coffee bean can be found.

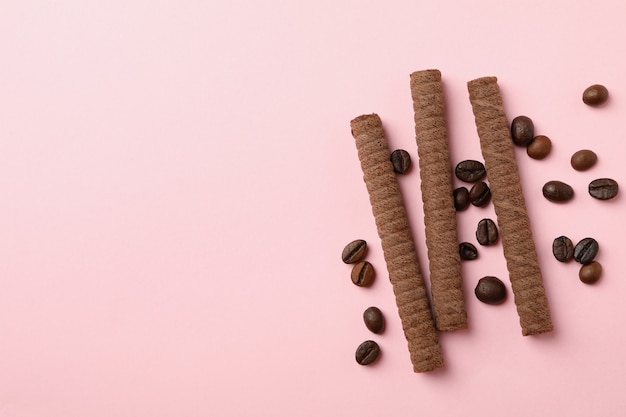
[510,115,534,146]
[573,237,599,264]
[355,340,380,365]
[570,149,597,171]
[469,181,491,207]
[552,236,574,262]
[526,135,552,159]
[453,187,470,211]
[588,178,619,200]
[459,242,478,260]
[582,84,609,106]
[542,180,574,202]
[351,261,375,286]
[455,160,486,183]
[342,239,368,264]
[579,261,602,284]
[474,276,507,305]
[363,306,385,334]
[476,218,498,246]
[390,149,412,174]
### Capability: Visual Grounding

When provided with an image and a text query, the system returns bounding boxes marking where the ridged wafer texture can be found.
[410,69,467,332]
[467,77,553,336]
[350,113,443,373]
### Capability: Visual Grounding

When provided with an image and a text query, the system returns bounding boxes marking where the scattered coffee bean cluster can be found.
[341,83,618,367]
[452,159,507,305]
[341,239,386,365]
[511,83,618,283]
[552,236,602,284]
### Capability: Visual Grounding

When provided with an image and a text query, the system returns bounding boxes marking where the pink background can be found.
[1,0,625,415]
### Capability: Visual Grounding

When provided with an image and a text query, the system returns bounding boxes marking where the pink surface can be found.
[1,1,625,415]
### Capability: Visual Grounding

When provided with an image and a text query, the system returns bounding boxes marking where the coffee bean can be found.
[552,236,574,262]
[510,115,534,146]
[469,181,491,207]
[453,187,470,211]
[570,149,597,171]
[390,149,412,174]
[351,261,375,286]
[526,135,552,160]
[476,218,498,246]
[542,180,574,202]
[459,242,478,260]
[579,261,602,284]
[342,239,368,264]
[363,306,385,334]
[588,178,619,200]
[573,237,599,264]
[582,84,609,106]
[355,340,380,365]
[474,276,507,305]
[455,160,486,183]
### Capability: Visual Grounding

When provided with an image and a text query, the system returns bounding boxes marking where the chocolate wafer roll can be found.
[467,77,553,336]
[350,113,443,373]
[410,69,467,332]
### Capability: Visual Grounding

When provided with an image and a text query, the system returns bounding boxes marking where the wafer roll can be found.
[410,69,467,332]
[350,113,443,372]
[467,77,553,336]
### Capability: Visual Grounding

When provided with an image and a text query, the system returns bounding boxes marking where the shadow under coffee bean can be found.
[355,340,380,365]
[510,115,534,147]
[570,149,597,171]
[474,276,507,305]
[363,306,385,334]
[453,187,470,211]
[526,135,552,159]
[469,181,491,207]
[351,261,375,286]
[455,160,486,183]
[342,239,368,264]
[459,242,478,260]
[542,180,574,203]
[579,261,602,284]
[582,84,609,106]
[573,238,599,264]
[476,218,498,246]
[588,178,619,200]
[390,149,412,174]
[552,236,574,262]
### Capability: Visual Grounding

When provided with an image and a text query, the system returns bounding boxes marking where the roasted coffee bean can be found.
[355,340,380,365]
[459,242,478,260]
[455,160,486,183]
[573,237,599,264]
[342,239,368,264]
[552,236,574,262]
[474,276,507,305]
[526,135,552,160]
[588,178,619,200]
[351,261,375,286]
[510,115,534,146]
[363,306,385,334]
[570,149,597,171]
[582,84,609,106]
[476,218,498,246]
[453,187,470,211]
[469,181,491,207]
[579,261,602,284]
[390,149,412,174]
[542,180,574,202]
